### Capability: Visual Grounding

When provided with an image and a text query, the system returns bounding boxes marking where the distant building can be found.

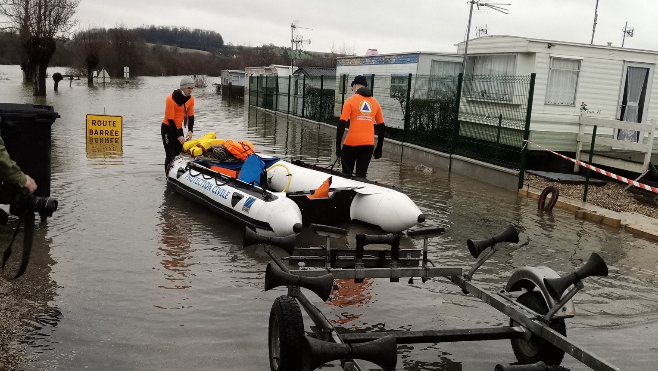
[244,64,292,98]
[219,70,245,98]
[292,66,336,77]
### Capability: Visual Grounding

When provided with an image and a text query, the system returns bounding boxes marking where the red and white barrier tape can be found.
[524,140,658,194]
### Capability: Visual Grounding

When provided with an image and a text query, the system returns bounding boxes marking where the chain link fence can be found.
[249,73,535,170]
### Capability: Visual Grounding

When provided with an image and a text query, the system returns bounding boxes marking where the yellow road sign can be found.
[86,114,122,138]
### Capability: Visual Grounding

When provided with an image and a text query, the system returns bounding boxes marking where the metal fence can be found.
[249,73,535,170]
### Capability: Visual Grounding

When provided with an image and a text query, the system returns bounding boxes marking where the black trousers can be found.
[341,145,374,178]
[161,124,183,172]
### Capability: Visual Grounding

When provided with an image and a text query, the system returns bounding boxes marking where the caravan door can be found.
[616,61,654,142]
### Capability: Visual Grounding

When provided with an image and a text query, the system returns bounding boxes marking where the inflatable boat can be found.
[166,155,303,237]
[167,139,424,235]
[265,159,425,233]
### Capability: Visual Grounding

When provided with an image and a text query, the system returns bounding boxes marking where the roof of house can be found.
[293,66,337,77]
[458,35,658,55]
[336,52,460,60]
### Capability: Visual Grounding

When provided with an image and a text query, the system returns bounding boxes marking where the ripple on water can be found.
[0,66,655,371]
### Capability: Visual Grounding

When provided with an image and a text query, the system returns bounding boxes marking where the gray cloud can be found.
[73,0,658,55]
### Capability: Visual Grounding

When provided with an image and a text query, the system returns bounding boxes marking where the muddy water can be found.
[0,65,656,370]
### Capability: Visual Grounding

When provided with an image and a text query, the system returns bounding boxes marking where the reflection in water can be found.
[399,344,463,371]
[325,278,374,325]
[0,64,656,370]
[156,187,194,291]
[0,221,59,370]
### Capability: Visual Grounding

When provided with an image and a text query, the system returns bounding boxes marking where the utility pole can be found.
[461,1,510,74]
[622,21,634,48]
[590,0,599,44]
[290,22,312,72]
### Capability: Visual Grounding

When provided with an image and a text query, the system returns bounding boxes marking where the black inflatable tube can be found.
[538,186,559,212]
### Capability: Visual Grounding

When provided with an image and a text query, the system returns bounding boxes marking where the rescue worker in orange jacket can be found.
[161,76,195,172]
[335,75,385,178]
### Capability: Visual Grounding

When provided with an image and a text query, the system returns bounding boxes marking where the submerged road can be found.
[0,65,656,370]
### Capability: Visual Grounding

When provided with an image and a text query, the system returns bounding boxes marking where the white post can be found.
[575,114,586,172]
[642,119,656,171]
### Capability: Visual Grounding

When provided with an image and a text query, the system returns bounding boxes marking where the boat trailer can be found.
[244,224,621,371]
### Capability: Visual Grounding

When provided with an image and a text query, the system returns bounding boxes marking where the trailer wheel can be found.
[510,291,566,366]
[269,296,304,371]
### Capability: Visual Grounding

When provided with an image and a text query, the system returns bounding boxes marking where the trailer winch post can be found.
[545,281,584,322]
[465,246,498,280]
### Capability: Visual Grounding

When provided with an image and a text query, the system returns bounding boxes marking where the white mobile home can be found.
[220,70,245,87]
[244,64,292,97]
[335,52,462,128]
[457,35,658,153]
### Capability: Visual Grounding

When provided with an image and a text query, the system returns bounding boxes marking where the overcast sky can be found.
[75,0,658,55]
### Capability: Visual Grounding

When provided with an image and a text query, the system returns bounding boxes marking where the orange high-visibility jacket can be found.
[339,94,384,146]
[163,94,195,129]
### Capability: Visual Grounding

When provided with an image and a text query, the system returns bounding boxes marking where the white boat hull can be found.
[266,160,424,232]
[167,157,303,237]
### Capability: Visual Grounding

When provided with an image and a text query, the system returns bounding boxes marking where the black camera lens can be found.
[26,195,58,216]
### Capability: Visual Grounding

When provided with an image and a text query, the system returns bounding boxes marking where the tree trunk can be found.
[86,54,99,86]
[24,36,57,96]
[21,61,36,83]
[34,63,49,96]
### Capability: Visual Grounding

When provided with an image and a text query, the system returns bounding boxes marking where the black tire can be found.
[538,186,559,212]
[510,291,566,366]
[269,296,304,371]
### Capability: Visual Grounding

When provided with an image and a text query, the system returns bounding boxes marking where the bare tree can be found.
[72,28,106,85]
[0,0,80,96]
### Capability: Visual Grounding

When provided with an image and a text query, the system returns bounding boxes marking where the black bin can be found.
[0,103,59,197]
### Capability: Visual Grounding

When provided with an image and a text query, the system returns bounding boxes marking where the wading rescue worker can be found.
[335,75,385,178]
[0,136,37,195]
[161,76,195,172]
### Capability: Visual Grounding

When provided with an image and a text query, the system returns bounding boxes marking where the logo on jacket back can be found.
[359,101,372,115]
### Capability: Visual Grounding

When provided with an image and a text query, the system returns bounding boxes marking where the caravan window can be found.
[466,55,516,75]
[546,57,581,106]
[390,74,409,98]
[429,60,462,97]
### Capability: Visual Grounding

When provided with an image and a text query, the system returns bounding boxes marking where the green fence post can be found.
[496,114,503,144]
[275,77,279,112]
[517,73,536,189]
[341,74,347,111]
[265,76,269,109]
[583,125,598,202]
[287,75,291,114]
[301,75,306,118]
[256,75,260,107]
[403,73,412,144]
[320,75,324,121]
[450,73,464,172]
[370,74,375,96]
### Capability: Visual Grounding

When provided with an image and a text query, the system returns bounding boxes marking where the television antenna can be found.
[476,24,488,38]
[291,22,312,70]
[621,21,634,48]
[461,1,510,73]
[590,0,599,44]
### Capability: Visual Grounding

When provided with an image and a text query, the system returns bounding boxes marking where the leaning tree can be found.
[0,0,80,96]
[73,28,107,85]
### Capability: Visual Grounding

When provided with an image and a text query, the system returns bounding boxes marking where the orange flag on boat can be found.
[308,177,332,199]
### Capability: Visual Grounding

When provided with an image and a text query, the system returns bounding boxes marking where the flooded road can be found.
[0,65,657,370]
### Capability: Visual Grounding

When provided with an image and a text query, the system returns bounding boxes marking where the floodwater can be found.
[0,64,657,371]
